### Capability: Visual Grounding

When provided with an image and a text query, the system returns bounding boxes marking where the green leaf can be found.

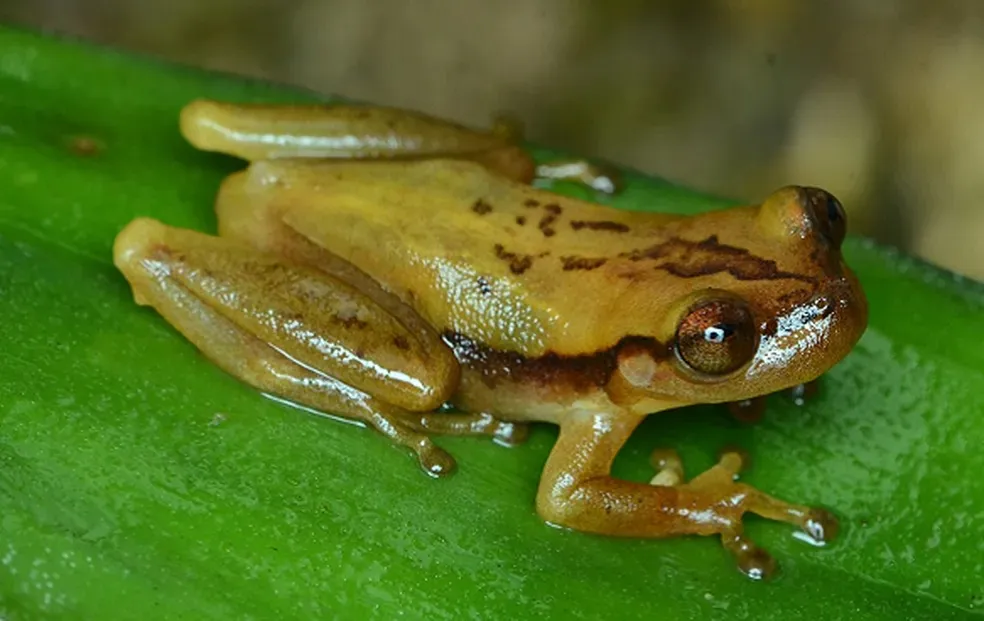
[1,25,982,620]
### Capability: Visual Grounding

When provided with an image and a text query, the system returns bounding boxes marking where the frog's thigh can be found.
[118,251,456,476]
[209,181,530,447]
[212,173,478,402]
[213,169,433,306]
[127,218,460,411]
[113,218,463,475]
[536,411,837,579]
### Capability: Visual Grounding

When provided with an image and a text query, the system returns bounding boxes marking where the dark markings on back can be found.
[524,198,540,208]
[393,335,411,351]
[493,243,534,275]
[561,256,607,271]
[472,199,493,215]
[538,203,563,237]
[333,314,369,330]
[444,332,668,393]
[515,215,527,226]
[619,235,815,283]
[570,220,630,233]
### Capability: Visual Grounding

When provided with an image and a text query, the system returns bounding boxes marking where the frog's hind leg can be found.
[179,99,621,192]
[114,218,463,476]
[180,99,537,183]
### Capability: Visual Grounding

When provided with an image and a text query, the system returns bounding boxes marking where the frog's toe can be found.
[648,448,684,486]
[413,439,457,478]
[789,379,820,405]
[715,445,751,476]
[660,446,748,490]
[800,506,839,543]
[722,530,777,581]
[493,420,530,447]
[366,409,459,477]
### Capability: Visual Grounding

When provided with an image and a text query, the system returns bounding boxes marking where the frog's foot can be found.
[400,411,530,447]
[537,414,837,580]
[645,446,833,579]
[534,160,622,194]
[365,411,457,477]
[486,111,622,193]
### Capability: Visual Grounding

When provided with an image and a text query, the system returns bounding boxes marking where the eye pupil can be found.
[704,324,732,343]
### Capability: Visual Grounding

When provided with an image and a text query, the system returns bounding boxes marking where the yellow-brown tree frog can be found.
[113,99,868,580]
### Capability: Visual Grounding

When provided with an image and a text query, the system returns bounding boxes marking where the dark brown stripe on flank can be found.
[443,332,668,392]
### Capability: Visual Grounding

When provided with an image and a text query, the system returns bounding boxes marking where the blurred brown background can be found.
[2,0,982,280]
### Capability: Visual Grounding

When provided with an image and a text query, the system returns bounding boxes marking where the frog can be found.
[113,99,868,580]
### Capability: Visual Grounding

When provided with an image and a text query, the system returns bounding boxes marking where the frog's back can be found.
[243,158,751,357]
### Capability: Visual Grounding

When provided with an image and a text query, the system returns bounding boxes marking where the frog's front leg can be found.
[537,411,837,579]
[179,99,620,193]
[112,218,509,476]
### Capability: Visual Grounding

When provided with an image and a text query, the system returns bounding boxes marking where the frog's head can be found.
[613,186,868,409]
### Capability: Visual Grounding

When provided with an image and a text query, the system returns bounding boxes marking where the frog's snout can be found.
[748,270,867,385]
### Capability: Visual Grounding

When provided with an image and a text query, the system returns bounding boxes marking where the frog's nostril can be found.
[812,277,858,320]
[816,295,835,320]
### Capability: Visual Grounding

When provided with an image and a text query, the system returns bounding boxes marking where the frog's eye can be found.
[804,188,847,249]
[674,299,757,376]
